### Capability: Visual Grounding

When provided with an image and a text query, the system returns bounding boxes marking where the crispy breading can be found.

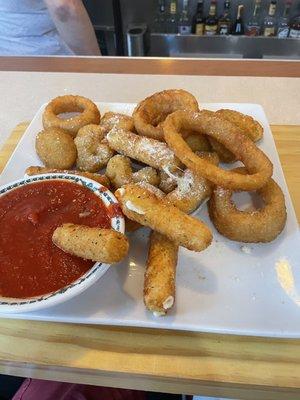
[165,152,219,214]
[133,89,199,141]
[106,155,132,190]
[35,128,77,169]
[216,109,263,142]
[75,124,114,172]
[115,183,212,252]
[144,231,178,315]
[100,112,134,134]
[132,167,160,187]
[106,127,179,170]
[52,224,129,263]
[106,155,160,191]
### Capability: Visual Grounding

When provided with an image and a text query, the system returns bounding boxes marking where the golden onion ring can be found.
[163,110,273,191]
[133,89,199,141]
[43,95,100,137]
[208,168,286,243]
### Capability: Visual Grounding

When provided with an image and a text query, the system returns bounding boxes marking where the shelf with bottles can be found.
[152,0,300,39]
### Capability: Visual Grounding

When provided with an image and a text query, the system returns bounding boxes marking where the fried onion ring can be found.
[208,109,264,163]
[216,109,263,142]
[133,89,199,141]
[208,168,287,243]
[163,110,273,191]
[43,95,100,137]
[75,124,114,172]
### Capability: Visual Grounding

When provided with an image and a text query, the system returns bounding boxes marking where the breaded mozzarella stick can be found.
[144,231,178,316]
[107,127,179,170]
[53,224,129,263]
[115,183,212,252]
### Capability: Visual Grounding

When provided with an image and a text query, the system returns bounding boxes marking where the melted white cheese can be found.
[125,200,144,215]
[153,311,166,317]
[163,296,174,310]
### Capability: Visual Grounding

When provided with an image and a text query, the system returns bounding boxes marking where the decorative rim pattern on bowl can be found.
[0,173,125,312]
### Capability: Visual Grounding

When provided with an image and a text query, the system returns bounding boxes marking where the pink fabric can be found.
[13,379,146,400]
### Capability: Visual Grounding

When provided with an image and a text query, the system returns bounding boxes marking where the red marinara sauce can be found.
[0,180,112,298]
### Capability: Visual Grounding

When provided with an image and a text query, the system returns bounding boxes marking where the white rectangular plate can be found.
[1,102,299,338]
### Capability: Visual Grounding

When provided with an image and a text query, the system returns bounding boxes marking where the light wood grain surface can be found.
[0,123,299,399]
[0,56,299,77]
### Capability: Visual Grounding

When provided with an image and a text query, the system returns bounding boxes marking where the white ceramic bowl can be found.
[0,173,125,313]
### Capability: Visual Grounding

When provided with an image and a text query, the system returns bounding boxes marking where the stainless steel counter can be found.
[150,34,300,59]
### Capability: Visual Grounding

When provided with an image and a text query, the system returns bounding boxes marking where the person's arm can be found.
[44,0,101,55]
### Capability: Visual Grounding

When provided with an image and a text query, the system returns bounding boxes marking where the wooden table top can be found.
[0,56,299,77]
[0,123,299,399]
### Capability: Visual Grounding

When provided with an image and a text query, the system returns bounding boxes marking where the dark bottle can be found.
[232,4,244,35]
[166,0,178,33]
[204,0,218,36]
[246,0,262,36]
[289,10,300,38]
[178,0,192,34]
[277,0,291,38]
[193,0,205,35]
[263,0,277,37]
[218,0,231,35]
[154,0,167,33]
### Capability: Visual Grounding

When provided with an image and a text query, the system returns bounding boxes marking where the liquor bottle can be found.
[277,0,291,38]
[178,0,192,34]
[263,0,277,37]
[204,0,218,36]
[166,0,178,33]
[154,0,167,33]
[246,0,262,36]
[218,0,231,35]
[193,0,205,35]
[289,14,300,38]
[232,4,244,35]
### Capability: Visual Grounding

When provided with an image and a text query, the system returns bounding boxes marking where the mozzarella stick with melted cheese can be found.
[115,183,212,252]
[106,127,179,170]
[144,231,178,316]
[52,224,129,263]
[164,152,219,214]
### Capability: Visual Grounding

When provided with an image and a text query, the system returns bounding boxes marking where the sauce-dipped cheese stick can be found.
[53,224,129,263]
[144,231,178,316]
[115,183,212,252]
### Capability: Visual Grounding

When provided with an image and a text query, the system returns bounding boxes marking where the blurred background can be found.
[83,0,300,58]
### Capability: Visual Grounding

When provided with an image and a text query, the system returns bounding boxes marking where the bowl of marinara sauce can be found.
[0,173,125,313]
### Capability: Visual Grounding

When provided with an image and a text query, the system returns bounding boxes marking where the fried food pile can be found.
[28,91,287,316]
